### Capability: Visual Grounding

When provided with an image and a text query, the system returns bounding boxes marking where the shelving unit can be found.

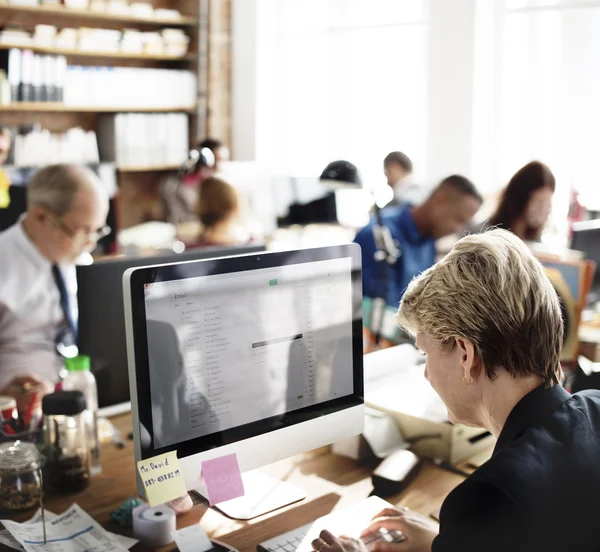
[0,103,196,113]
[0,0,204,230]
[0,4,197,26]
[0,43,196,61]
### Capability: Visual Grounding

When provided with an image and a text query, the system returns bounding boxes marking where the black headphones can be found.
[179,146,216,176]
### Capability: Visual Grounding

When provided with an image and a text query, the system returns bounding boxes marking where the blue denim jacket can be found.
[354,205,436,340]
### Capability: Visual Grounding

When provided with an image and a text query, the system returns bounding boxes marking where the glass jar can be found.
[0,441,43,511]
[42,391,91,493]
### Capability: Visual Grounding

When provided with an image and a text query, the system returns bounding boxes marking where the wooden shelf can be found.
[0,4,197,26]
[117,165,180,172]
[0,43,195,61]
[0,103,196,113]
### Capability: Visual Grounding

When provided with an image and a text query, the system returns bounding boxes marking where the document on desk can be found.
[364,344,448,423]
[0,509,57,551]
[1,504,130,552]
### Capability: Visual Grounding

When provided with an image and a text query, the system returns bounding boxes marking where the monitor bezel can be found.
[126,244,364,461]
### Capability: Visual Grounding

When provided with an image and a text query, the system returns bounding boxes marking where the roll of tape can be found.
[132,503,176,547]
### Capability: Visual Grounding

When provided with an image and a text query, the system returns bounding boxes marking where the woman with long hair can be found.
[488,161,555,241]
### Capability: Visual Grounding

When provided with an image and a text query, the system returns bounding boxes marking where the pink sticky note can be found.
[201,453,245,506]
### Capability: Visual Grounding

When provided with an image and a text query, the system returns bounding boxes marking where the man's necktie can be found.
[52,264,77,348]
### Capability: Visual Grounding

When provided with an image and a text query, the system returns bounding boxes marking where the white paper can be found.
[172,524,212,552]
[1,504,129,552]
[0,509,136,552]
[0,509,58,551]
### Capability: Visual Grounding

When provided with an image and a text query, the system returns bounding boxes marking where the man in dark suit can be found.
[313,229,600,552]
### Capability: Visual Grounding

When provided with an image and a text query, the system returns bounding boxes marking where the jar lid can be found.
[65,355,91,372]
[0,441,43,474]
[42,391,87,416]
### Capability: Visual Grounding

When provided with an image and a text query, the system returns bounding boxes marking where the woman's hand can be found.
[311,529,368,552]
[1,374,53,415]
[360,507,439,552]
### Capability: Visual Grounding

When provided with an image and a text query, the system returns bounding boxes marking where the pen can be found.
[39,471,46,544]
[23,392,40,429]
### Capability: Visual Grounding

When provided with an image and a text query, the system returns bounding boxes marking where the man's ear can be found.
[455,337,478,380]
[29,205,47,223]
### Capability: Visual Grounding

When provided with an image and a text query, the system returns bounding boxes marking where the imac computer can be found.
[76,244,265,415]
[123,244,364,519]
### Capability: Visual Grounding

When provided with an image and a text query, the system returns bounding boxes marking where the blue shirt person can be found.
[354,175,482,349]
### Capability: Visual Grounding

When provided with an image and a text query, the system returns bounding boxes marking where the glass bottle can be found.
[42,391,91,493]
[61,355,101,475]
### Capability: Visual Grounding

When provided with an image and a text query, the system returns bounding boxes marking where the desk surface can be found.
[5,414,474,552]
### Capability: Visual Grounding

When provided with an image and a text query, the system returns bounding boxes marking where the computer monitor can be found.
[76,244,265,412]
[123,244,364,517]
[571,219,600,291]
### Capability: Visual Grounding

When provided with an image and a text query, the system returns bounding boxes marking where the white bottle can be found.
[62,355,101,475]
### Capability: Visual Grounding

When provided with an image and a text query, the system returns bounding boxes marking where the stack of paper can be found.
[120,30,144,54]
[97,113,188,168]
[64,67,196,108]
[162,29,189,57]
[79,28,122,53]
[13,127,100,167]
[0,504,138,552]
[0,30,32,47]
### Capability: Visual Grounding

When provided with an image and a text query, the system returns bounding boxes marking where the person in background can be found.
[313,230,600,552]
[355,175,482,352]
[163,145,216,225]
[487,161,555,242]
[199,138,230,173]
[384,151,425,206]
[0,164,109,391]
[193,176,251,247]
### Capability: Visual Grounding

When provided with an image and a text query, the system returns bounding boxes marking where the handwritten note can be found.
[201,453,245,506]
[137,451,187,507]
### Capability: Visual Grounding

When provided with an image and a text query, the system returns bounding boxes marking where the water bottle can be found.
[61,355,101,475]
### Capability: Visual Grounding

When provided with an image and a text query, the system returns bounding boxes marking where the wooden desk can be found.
[5,414,471,552]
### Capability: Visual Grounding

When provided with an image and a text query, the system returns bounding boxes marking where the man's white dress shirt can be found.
[0,218,77,388]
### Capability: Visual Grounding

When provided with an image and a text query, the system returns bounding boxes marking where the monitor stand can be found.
[195,470,306,520]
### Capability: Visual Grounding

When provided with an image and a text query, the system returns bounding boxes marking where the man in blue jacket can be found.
[354,175,481,351]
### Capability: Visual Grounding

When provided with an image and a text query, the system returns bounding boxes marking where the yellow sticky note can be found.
[0,170,10,209]
[137,451,187,507]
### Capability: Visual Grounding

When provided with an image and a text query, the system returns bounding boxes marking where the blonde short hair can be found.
[27,164,103,217]
[397,229,563,386]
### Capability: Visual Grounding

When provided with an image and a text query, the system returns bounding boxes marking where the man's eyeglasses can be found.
[49,213,111,242]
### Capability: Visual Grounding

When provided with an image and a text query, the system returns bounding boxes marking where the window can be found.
[253,0,428,189]
[473,0,600,228]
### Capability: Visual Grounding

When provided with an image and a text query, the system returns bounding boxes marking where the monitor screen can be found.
[125,245,363,465]
[77,244,265,409]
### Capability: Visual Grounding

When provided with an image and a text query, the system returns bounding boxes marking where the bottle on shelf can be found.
[61,355,101,475]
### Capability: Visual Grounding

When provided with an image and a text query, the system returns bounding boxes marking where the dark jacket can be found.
[433,384,600,551]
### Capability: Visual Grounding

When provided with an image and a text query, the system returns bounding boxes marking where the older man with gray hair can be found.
[0,164,109,392]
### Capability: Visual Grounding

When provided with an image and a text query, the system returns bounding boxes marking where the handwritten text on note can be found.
[137,451,187,507]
